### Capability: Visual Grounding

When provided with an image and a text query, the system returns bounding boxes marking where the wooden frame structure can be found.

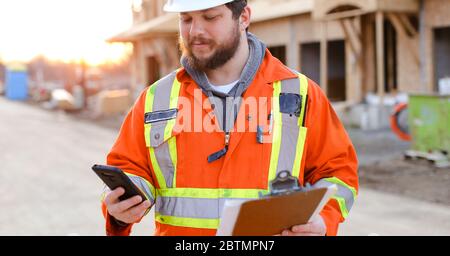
[108,0,450,105]
[313,0,420,103]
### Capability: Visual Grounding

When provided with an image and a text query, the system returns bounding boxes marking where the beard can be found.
[179,23,241,72]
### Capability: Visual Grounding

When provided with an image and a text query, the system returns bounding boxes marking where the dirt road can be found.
[0,97,153,235]
[1,97,449,235]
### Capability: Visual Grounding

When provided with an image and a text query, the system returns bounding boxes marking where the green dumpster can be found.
[408,94,450,166]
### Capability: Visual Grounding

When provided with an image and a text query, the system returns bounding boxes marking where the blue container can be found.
[5,65,28,100]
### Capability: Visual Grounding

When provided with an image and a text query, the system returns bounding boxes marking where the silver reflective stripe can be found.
[148,71,177,188]
[275,77,301,177]
[153,139,175,188]
[156,197,219,219]
[128,175,155,205]
[155,197,251,219]
[313,179,355,212]
[152,73,175,111]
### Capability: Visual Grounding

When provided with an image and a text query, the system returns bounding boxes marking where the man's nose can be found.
[189,19,205,37]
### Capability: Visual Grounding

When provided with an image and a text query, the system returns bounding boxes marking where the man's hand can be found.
[104,187,151,224]
[279,216,327,236]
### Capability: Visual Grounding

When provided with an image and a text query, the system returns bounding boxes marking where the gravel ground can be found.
[347,128,450,206]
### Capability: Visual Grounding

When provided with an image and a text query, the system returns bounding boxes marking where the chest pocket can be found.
[145,119,179,189]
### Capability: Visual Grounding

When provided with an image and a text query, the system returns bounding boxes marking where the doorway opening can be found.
[300,40,346,102]
[434,26,450,91]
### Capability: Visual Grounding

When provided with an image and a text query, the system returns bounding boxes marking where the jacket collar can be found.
[176,48,298,89]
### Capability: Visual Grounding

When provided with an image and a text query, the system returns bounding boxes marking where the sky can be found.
[0,0,134,66]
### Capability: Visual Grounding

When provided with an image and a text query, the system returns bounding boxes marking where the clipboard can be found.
[217,171,337,236]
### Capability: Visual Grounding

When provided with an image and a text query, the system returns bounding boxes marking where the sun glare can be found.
[0,0,133,66]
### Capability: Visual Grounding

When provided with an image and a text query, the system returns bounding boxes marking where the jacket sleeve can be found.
[101,89,156,236]
[302,79,359,236]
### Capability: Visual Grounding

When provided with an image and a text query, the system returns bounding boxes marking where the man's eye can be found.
[205,16,217,21]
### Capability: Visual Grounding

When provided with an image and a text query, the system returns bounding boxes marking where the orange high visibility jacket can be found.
[102,50,358,236]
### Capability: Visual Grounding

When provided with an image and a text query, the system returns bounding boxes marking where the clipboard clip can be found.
[262,170,312,197]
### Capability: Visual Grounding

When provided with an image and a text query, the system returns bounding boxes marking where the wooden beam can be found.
[339,18,365,76]
[339,20,356,56]
[349,16,362,41]
[387,13,420,66]
[363,15,376,96]
[322,9,369,21]
[287,18,299,71]
[131,43,138,93]
[352,16,363,103]
[398,14,418,37]
[320,21,328,96]
[376,11,385,101]
[340,19,362,58]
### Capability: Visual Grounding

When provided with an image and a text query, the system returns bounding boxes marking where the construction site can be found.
[0,0,449,236]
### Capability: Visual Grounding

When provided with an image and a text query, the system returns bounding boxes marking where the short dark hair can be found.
[225,0,247,20]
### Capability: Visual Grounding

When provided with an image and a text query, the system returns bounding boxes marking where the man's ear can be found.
[239,6,251,31]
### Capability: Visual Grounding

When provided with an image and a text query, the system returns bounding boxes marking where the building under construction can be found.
[109,0,450,128]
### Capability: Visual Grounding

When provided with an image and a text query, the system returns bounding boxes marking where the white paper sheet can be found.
[216,199,249,236]
[216,185,338,236]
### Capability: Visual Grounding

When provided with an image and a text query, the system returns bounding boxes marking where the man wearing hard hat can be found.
[102,0,358,236]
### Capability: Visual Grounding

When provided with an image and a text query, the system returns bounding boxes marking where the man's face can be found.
[179,5,241,71]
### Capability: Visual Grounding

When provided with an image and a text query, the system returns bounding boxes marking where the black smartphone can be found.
[92,164,147,202]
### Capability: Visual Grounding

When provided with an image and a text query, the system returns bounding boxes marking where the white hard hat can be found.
[163,0,236,13]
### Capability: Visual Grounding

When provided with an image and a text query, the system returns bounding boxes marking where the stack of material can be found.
[51,89,76,110]
[96,89,131,115]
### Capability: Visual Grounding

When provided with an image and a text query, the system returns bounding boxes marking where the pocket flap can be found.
[145,120,181,148]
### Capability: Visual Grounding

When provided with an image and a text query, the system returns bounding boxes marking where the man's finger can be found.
[104,187,125,205]
[291,223,317,233]
[128,200,151,219]
[281,230,295,236]
[291,232,321,236]
[281,229,321,236]
[115,195,143,213]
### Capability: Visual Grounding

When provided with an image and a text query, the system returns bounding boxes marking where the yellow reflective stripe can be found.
[144,82,157,146]
[168,138,178,188]
[325,177,357,219]
[144,125,151,147]
[147,85,167,189]
[145,82,157,113]
[298,74,308,126]
[165,78,181,188]
[164,78,181,141]
[157,188,264,199]
[100,190,107,203]
[292,127,307,178]
[124,172,156,200]
[331,196,349,219]
[149,147,167,189]
[155,213,220,229]
[324,177,357,198]
[292,74,309,178]
[268,81,282,182]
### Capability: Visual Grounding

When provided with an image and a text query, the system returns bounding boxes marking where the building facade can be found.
[109,0,450,126]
